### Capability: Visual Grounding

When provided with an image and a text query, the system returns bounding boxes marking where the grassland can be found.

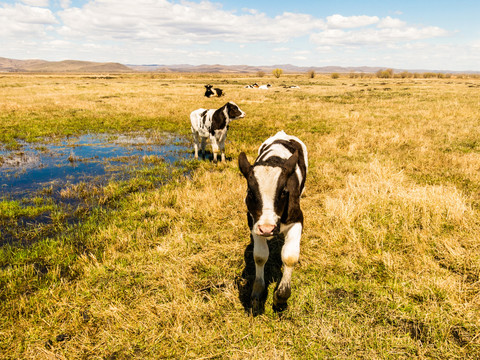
[1,72,480,359]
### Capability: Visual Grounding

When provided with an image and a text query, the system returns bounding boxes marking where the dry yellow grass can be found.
[1,73,480,358]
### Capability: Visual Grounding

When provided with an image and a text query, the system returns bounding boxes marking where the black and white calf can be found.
[238,131,308,312]
[204,84,224,97]
[190,102,245,163]
[258,84,271,89]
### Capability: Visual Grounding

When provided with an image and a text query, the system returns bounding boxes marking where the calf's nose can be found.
[258,224,276,236]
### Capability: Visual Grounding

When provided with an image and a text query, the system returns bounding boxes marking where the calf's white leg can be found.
[211,137,220,163]
[252,234,269,312]
[219,137,226,162]
[273,222,302,311]
[192,131,200,159]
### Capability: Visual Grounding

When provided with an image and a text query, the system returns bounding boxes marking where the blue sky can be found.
[1,0,479,71]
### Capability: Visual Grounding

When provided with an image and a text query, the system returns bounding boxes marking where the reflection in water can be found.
[1,133,191,245]
[0,133,189,199]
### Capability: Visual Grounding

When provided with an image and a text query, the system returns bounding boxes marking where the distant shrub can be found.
[307,70,315,78]
[423,72,437,78]
[256,71,265,77]
[359,73,373,79]
[272,68,283,78]
[399,71,413,79]
[331,72,340,79]
[376,68,394,78]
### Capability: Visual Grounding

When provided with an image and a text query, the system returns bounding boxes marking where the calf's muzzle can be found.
[257,224,277,236]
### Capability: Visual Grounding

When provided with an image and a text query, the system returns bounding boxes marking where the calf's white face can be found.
[239,151,298,237]
[253,166,283,235]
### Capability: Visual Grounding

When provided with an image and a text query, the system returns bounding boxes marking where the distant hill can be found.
[126,63,391,74]
[127,63,268,73]
[0,57,132,73]
[0,57,477,74]
[126,63,479,74]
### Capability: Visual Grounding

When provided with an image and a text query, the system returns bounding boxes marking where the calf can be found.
[258,84,271,89]
[238,131,308,313]
[190,102,245,163]
[204,84,224,97]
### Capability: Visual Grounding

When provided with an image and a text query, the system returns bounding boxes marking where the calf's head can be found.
[204,84,214,97]
[225,102,245,120]
[238,151,298,237]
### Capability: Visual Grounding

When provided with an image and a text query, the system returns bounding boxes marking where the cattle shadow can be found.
[236,228,285,316]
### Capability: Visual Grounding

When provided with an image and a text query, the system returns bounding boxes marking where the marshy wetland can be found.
[0,132,189,244]
[1,73,480,358]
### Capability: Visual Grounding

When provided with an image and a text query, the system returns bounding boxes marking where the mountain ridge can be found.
[1,57,478,74]
[0,57,132,73]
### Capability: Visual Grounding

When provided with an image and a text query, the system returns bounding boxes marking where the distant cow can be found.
[258,84,271,89]
[238,131,308,313]
[190,102,245,163]
[204,84,224,97]
[245,83,259,89]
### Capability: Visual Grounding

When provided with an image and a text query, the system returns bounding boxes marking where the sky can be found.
[1,0,479,71]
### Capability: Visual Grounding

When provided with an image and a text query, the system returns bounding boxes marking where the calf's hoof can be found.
[272,301,288,313]
[251,295,264,316]
[273,287,291,313]
[250,279,265,316]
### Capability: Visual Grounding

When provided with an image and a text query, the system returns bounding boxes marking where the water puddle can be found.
[0,133,192,245]
[0,133,189,199]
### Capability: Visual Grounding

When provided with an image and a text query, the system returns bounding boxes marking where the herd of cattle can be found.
[204,83,300,97]
[190,82,307,314]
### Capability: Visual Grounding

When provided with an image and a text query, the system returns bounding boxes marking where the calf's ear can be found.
[283,151,298,177]
[238,152,252,178]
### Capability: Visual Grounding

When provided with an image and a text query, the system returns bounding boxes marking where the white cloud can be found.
[0,3,57,37]
[20,0,50,7]
[378,16,406,29]
[56,0,325,44]
[294,50,311,55]
[1,3,56,24]
[45,39,71,46]
[316,45,332,52]
[59,0,71,9]
[313,14,448,50]
[326,14,379,29]
[310,26,449,46]
[242,8,258,15]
